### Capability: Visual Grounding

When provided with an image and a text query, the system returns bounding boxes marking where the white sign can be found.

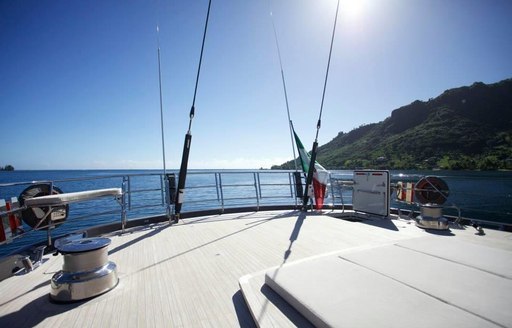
[353,170,390,217]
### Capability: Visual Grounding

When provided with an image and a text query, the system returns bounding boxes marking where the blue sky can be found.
[1,0,511,170]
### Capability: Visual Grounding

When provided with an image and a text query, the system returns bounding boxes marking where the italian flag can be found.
[293,127,329,210]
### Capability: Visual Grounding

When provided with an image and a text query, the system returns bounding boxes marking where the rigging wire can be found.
[174,0,213,222]
[302,0,340,210]
[156,25,167,176]
[269,8,298,172]
[316,0,340,142]
[156,24,174,219]
[188,0,212,133]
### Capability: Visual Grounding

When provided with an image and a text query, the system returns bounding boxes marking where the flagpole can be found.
[302,0,340,210]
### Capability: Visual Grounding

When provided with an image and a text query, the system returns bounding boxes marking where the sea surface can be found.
[1,169,511,257]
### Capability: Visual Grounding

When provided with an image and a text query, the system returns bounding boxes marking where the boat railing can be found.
[0,171,316,252]
[1,170,511,255]
[181,171,302,212]
[330,172,512,230]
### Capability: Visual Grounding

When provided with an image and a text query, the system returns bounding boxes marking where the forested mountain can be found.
[274,78,512,170]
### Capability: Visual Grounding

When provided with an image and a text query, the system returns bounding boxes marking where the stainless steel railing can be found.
[0,171,316,249]
[1,170,511,255]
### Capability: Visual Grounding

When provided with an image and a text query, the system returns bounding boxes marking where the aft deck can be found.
[0,210,511,327]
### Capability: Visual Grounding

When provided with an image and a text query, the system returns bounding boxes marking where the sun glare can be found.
[340,0,367,21]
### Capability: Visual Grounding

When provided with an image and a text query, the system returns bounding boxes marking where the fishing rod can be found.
[174,0,213,223]
[302,0,340,210]
[269,9,298,172]
[156,24,172,219]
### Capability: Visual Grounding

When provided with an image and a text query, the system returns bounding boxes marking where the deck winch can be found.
[50,237,118,302]
[416,203,449,230]
[414,177,450,230]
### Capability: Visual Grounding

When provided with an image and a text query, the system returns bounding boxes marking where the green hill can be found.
[274,78,512,170]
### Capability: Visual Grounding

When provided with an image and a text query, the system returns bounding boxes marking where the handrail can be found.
[0,171,309,248]
[1,170,511,255]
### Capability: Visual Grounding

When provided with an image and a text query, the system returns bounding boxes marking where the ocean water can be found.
[1,169,511,256]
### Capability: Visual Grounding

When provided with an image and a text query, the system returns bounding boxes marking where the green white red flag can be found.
[292,127,329,209]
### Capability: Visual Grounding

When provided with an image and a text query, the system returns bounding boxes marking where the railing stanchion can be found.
[121,176,128,233]
[127,176,132,211]
[254,172,260,210]
[160,174,165,206]
[164,174,171,221]
[215,173,220,202]
[329,173,335,208]
[219,173,224,212]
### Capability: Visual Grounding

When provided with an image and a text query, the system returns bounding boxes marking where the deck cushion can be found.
[265,240,511,328]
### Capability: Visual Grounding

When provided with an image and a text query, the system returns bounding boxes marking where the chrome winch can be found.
[50,237,118,302]
[413,176,450,231]
[415,203,449,230]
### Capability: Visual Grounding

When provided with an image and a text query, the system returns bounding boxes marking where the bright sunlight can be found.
[340,0,368,21]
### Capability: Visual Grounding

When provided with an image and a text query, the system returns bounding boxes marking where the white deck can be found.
[0,210,511,327]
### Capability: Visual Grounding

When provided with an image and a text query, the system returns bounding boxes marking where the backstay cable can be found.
[302,0,340,210]
[174,0,213,222]
[156,24,173,219]
[269,8,298,172]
